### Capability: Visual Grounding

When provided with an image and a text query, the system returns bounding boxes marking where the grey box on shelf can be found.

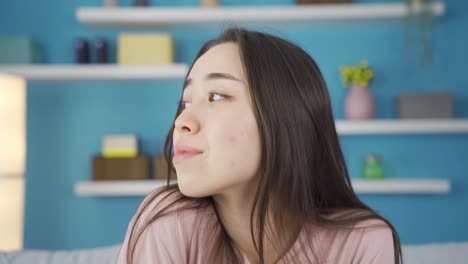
[396,92,453,119]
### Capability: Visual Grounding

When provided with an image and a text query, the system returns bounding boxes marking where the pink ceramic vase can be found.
[345,84,376,120]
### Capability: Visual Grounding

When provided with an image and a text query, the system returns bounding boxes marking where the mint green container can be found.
[362,154,385,180]
[0,36,43,64]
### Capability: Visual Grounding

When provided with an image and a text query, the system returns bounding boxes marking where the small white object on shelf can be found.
[335,119,468,135]
[74,178,451,196]
[102,134,138,158]
[76,2,445,28]
[351,178,451,194]
[0,64,188,81]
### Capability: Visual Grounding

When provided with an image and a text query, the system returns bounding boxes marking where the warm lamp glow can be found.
[0,74,26,251]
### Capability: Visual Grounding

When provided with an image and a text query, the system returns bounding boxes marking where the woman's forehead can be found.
[188,43,245,82]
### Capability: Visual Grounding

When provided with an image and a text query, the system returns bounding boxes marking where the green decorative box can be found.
[0,36,43,64]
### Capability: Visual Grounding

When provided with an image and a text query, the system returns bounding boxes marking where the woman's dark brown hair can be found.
[126,27,403,264]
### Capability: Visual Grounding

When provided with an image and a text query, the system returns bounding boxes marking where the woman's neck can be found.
[213,192,259,262]
[212,184,292,264]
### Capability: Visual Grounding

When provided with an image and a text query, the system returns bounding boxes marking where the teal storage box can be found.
[0,36,43,64]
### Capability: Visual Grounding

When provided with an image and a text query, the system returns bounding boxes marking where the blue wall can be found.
[1,0,467,249]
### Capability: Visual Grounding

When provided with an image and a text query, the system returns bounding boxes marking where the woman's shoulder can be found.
[338,218,395,263]
[136,186,217,232]
[345,218,394,246]
[117,186,218,263]
[313,211,395,263]
[317,209,393,240]
[320,208,392,232]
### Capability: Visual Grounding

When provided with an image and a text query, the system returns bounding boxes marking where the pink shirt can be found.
[117,189,395,264]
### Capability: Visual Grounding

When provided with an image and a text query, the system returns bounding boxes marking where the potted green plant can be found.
[340,60,376,120]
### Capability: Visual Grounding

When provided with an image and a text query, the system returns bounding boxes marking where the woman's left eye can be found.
[209,92,228,102]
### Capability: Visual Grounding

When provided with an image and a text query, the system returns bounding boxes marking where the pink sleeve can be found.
[353,223,395,264]
[116,188,191,264]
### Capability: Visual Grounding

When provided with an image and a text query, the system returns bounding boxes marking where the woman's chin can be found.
[178,181,208,198]
[180,190,208,198]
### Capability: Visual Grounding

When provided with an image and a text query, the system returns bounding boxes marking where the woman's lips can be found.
[173,152,202,163]
[173,144,204,163]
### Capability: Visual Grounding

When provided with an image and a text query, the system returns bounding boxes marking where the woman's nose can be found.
[174,110,200,135]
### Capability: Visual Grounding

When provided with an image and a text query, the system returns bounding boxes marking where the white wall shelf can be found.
[75,180,175,196]
[76,2,445,28]
[75,178,450,196]
[335,119,468,135]
[0,64,188,81]
[351,178,451,194]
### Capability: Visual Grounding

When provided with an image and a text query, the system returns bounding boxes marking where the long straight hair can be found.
[126,27,403,264]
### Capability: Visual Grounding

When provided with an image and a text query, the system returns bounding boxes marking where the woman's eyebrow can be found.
[206,72,243,82]
[183,72,243,89]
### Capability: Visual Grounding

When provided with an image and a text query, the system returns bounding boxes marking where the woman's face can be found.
[172,42,262,198]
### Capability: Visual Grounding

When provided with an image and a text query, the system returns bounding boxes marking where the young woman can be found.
[117,27,402,264]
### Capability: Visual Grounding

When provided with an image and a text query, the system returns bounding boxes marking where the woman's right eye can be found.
[179,100,191,110]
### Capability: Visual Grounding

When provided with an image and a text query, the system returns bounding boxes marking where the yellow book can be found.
[102,149,138,158]
[118,33,174,65]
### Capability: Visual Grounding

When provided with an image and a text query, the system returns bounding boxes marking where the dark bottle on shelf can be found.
[133,0,148,6]
[95,38,109,63]
[75,38,90,64]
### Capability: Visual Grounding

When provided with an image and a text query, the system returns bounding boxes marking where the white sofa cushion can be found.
[402,242,468,264]
[2,242,468,264]
[0,244,120,264]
